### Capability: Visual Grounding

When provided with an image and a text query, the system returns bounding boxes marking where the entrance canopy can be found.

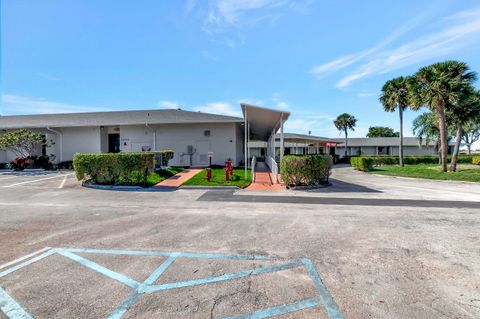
[241,103,290,140]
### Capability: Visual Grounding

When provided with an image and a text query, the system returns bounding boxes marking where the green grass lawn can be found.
[146,167,185,186]
[370,164,480,182]
[182,168,252,188]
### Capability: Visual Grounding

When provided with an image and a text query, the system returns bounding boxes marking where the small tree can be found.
[462,115,480,154]
[0,129,44,158]
[366,126,399,138]
[334,113,357,157]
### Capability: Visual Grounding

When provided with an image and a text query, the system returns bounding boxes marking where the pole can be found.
[280,115,284,163]
[244,108,248,179]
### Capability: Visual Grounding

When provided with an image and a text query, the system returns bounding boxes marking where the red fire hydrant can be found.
[205,168,212,182]
[225,159,233,182]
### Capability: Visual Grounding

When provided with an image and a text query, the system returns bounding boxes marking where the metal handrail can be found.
[266,156,278,183]
[251,156,257,183]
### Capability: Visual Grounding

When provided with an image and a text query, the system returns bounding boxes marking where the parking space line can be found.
[58,175,68,189]
[0,247,51,271]
[224,297,320,319]
[142,261,302,293]
[301,259,344,319]
[1,174,72,188]
[0,248,345,319]
[57,250,140,289]
[0,286,33,319]
[0,249,56,279]
[107,253,179,319]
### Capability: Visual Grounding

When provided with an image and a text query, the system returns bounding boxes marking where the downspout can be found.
[145,123,156,150]
[46,127,62,163]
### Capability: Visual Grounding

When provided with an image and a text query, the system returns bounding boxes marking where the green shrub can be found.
[280,155,333,186]
[350,157,374,171]
[473,156,480,165]
[73,152,154,186]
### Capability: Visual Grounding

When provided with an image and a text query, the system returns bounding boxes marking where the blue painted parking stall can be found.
[0,247,344,318]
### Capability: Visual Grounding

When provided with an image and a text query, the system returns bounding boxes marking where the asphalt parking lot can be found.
[0,167,479,318]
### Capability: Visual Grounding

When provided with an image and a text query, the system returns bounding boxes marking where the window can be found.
[204,130,211,136]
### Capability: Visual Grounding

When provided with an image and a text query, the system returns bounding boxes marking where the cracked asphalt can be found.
[0,166,479,318]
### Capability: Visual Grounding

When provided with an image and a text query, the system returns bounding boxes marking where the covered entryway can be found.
[241,103,290,189]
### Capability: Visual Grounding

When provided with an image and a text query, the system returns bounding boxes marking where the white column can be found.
[280,116,284,163]
[244,108,248,179]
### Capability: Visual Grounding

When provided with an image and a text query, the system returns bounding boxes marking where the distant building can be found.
[331,137,455,157]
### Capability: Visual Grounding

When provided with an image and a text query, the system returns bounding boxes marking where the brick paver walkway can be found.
[246,163,285,191]
[155,168,202,188]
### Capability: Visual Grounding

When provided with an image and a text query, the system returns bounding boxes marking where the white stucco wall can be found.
[60,127,101,161]
[153,123,238,167]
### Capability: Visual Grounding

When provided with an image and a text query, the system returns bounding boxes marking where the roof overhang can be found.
[241,103,290,141]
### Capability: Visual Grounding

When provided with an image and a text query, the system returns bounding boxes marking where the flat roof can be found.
[274,132,338,144]
[0,109,244,129]
[332,137,455,146]
[241,103,290,140]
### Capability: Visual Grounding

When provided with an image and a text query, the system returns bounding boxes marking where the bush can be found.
[11,157,32,171]
[350,157,374,171]
[73,152,154,186]
[0,163,6,169]
[352,154,476,166]
[473,156,480,165]
[56,161,73,169]
[280,155,333,187]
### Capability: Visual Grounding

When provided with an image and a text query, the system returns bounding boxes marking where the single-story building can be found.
[0,104,290,170]
[249,133,338,161]
[331,137,455,157]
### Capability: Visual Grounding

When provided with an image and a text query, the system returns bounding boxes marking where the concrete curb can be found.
[179,185,240,190]
[82,182,176,192]
[288,183,332,190]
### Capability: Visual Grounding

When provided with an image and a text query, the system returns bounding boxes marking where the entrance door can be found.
[108,134,120,153]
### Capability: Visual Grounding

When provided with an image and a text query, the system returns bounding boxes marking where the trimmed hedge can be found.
[352,155,476,166]
[280,155,333,186]
[350,157,374,171]
[73,152,154,186]
[473,156,480,165]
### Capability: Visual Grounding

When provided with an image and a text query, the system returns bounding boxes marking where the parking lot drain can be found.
[0,247,344,319]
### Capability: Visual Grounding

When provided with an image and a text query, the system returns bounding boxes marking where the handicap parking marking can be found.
[0,247,345,319]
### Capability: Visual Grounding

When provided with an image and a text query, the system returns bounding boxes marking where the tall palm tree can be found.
[379,76,411,166]
[447,88,480,171]
[334,113,357,158]
[408,61,476,172]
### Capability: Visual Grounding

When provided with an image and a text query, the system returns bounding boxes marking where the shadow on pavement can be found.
[299,178,381,193]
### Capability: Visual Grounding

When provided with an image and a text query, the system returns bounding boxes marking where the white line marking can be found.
[0,247,51,271]
[58,175,68,188]
[2,174,72,188]
[0,249,56,278]
[0,286,33,319]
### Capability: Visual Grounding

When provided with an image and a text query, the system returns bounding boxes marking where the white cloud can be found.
[38,73,59,81]
[1,94,107,115]
[312,8,429,77]
[158,100,180,109]
[357,92,377,98]
[193,102,242,117]
[206,0,290,27]
[271,92,289,109]
[312,5,480,88]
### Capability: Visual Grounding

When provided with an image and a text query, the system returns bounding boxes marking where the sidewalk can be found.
[155,169,202,188]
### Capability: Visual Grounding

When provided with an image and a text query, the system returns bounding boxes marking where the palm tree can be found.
[334,113,357,158]
[447,88,480,171]
[408,61,477,172]
[412,112,440,156]
[379,76,411,166]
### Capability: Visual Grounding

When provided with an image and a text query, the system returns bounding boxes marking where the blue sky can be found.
[2,0,480,139]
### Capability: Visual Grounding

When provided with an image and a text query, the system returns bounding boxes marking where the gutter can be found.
[46,127,63,162]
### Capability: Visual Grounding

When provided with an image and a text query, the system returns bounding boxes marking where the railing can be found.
[251,156,257,183]
[266,156,278,183]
